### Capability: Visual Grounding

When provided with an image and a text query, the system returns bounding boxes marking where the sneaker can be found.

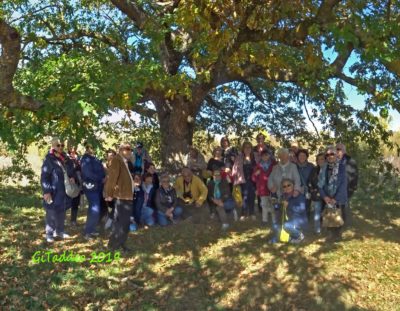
[46,236,55,243]
[54,232,71,239]
[291,232,305,244]
[221,223,229,230]
[239,216,246,221]
[232,209,239,222]
[104,218,113,230]
[129,223,137,232]
[84,234,96,241]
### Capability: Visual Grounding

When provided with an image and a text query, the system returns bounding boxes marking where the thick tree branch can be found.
[0,19,42,110]
[110,0,150,31]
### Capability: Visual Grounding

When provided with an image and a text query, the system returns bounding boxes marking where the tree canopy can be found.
[1,0,400,167]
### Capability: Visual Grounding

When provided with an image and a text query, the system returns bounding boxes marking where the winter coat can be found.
[81,153,106,193]
[251,160,276,196]
[41,152,74,210]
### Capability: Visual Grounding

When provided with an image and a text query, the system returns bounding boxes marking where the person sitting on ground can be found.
[252,149,277,225]
[175,167,209,224]
[318,146,348,242]
[185,146,207,178]
[132,173,156,227]
[271,178,308,244]
[144,162,160,190]
[155,174,183,226]
[296,149,315,221]
[131,141,152,175]
[207,169,239,229]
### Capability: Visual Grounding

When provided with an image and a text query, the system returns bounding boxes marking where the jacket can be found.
[175,175,208,205]
[81,153,105,192]
[251,160,276,196]
[41,152,72,210]
[155,186,178,213]
[104,154,134,200]
[207,179,233,204]
[132,184,156,223]
[318,162,348,205]
[268,162,301,197]
[341,154,358,197]
[297,162,315,194]
[308,165,322,202]
[285,194,308,229]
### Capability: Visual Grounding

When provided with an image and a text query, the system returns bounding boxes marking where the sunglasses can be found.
[282,184,292,188]
[326,153,335,156]
[336,148,342,151]
[123,147,131,151]
[56,144,65,147]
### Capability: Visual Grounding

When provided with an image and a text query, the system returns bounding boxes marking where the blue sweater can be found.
[81,154,105,191]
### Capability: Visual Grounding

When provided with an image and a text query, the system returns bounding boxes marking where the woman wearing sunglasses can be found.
[271,178,308,243]
[41,137,75,243]
[318,146,348,242]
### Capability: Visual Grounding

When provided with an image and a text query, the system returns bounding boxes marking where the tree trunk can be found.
[155,96,199,173]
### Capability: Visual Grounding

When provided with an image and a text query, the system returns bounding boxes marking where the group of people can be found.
[40,133,358,252]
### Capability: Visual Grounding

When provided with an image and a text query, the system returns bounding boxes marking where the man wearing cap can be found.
[336,143,358,227]
[132,142,152,175]
[105,143,135,252]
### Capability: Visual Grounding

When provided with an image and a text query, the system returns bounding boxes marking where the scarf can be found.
[260,159,271,171]
[318,161,339,197]
[279,161,290,178]
[50,148,65,162]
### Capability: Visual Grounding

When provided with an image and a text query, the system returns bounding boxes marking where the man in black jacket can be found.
[336,143,359,227]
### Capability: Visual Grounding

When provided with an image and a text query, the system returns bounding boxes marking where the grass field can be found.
[0,184,399,310]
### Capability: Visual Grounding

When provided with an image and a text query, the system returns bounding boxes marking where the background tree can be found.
[1,0,400,170]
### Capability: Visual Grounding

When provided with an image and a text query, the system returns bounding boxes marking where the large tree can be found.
[1,0,399,168]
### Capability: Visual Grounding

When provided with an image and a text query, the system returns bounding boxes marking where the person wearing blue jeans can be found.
[308,153,326,234]
[133,173,156,227]
[208,170,239,229]
[81,143,106,239]
[272,178,308,244]
[155,174,184,226]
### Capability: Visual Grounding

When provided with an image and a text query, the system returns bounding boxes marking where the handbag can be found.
[279,201,290,243]
[58,162,80,198]
[322,206,344,228]
[232,185,242,206]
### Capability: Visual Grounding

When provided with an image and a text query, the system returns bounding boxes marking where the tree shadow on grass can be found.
[0,184,397,310]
